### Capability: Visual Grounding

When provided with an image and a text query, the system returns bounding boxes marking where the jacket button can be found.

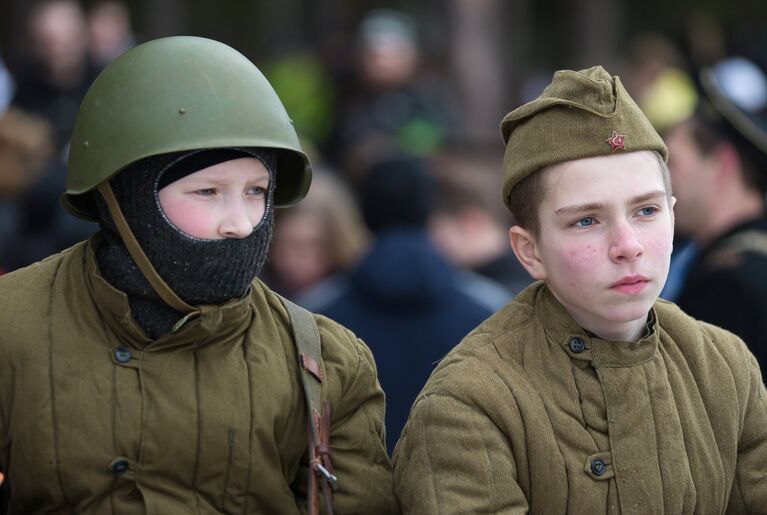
[568,336,586,354]
[591,458,606,476]
[109,458,130,476]
[114,346,132,363]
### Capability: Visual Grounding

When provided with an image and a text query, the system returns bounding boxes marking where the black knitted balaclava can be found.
[95,148,276,339]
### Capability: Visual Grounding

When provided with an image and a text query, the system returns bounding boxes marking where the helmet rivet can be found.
[178,107,187,114]
[83,141,89,149]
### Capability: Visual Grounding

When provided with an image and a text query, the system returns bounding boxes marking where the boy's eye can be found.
[638,206,658,217]
[247,186,266,196]
[573,217,595,228]
[195,188,217,196]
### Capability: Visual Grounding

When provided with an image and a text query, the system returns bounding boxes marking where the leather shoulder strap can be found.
[279,296,336,515]
[279,296,323,440]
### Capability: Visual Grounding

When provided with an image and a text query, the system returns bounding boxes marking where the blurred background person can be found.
[13,0,96,157]
[324,8,458,170]
[5,0,97,270]
[87,0,137,71]
[0,105,54,274]
[264,167,370,301]
[304,155,508,453]
[664,56,767,374]
[0,50,54,274]
[429,148,533,297]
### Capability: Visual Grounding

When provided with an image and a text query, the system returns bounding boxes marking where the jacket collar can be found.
[83,236,254,350]
[534,284,659,368]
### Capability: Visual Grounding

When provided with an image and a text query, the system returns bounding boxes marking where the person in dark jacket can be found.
[665,56,767,374]
[303,156,508,453]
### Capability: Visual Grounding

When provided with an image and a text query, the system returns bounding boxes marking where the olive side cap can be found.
[499,65,668,211]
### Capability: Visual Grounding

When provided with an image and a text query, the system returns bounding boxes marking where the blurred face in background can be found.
[28,0,88,81]
[88,0,133,65]
[360,38,418,89]
[269,211,333,294]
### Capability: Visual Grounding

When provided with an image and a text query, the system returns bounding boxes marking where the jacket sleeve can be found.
[0,332,9,515]
[726,352,767,513]
[326,337,399,514]
[393,391,529,514]
[290,322,398,515]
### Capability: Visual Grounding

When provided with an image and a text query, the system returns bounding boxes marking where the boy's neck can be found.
[550,291,651,343]
[582,317,649,343]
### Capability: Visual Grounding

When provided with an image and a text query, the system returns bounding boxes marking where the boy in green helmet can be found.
[0,36,397,514]
[393,66,767,513]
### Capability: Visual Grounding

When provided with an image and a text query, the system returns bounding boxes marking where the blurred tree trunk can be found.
[448,0,505,145]
[138,0,187,40]
[449,0,531,144]
[1,0,32,70]
[563,0,623,70]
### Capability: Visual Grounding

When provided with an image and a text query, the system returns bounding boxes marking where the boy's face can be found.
[510,151,675,341]
[158,157,270,240]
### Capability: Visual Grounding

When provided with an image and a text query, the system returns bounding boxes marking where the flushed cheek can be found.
[177,213,217,239]
[561,244,601,279]
[163,201,217,239]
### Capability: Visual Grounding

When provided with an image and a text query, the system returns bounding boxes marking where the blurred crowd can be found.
[0,0,134,272]
[1,0,766,453]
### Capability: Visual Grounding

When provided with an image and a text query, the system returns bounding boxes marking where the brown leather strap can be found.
[307,423,320,515]
[279,296,335,514]
[308,401,335,515]
[318,401,335,513]
[300,354,324,383]
[97,182,197,314]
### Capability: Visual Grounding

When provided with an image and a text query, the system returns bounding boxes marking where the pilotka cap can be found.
[500,66,668,210]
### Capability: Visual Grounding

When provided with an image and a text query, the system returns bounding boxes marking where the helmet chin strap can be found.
[97,181,206,318]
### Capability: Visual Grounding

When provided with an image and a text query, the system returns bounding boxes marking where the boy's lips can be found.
[610,274,650,293]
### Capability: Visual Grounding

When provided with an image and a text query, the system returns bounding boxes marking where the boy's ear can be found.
[509,225,546,280]
[669,195,677,228]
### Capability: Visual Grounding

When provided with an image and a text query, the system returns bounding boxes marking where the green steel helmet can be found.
[63,35,312,221]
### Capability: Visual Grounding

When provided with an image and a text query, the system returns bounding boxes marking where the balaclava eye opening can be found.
[95,147,277,339]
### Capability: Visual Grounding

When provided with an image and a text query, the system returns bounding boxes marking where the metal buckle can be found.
[314,463,338,491]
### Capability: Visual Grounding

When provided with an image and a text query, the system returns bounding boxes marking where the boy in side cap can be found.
[392,66,767,513]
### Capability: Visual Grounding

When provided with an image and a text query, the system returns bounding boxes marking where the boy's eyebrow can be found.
[629,190,667,204]
[555,201,606,216]
[554,190,667,216]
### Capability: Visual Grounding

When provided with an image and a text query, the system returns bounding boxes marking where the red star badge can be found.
[605,130,625,151]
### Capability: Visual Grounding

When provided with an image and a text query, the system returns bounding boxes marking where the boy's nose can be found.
[609,223,644,263]
[219,202,255,239]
